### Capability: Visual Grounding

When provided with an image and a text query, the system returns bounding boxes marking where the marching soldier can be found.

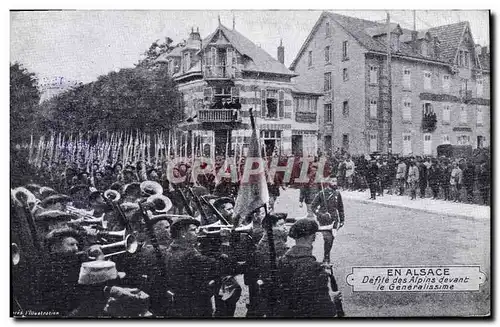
[310,177,345,263]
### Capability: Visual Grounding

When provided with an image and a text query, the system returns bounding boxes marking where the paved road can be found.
[234,188,490,317]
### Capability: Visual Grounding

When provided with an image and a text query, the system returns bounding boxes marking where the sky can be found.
[10,10,490,86]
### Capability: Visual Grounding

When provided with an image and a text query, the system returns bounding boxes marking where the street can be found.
[234,188,490,317]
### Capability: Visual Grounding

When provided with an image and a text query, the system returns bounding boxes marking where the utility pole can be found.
[386,12,393,154]
[413,10,416,31]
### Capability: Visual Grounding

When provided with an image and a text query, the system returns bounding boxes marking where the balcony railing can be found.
[198,109,240,123]
[459,90,473,102]
[204,65,234,79]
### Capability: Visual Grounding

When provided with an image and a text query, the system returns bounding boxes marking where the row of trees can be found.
[11,37,184,146]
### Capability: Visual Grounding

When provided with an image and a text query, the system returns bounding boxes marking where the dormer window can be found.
[391,34,400,52]
[421,42,428,57]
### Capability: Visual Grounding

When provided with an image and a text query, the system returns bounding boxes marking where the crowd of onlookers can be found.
[326,152,490,205]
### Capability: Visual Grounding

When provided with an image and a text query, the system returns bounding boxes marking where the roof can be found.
[201,24,297,76]
[291,85,323,96]
[290,11,473,70]
[426,21,468,64]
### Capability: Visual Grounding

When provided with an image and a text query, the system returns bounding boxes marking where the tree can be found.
[39,63,184,134]
[10,63,40,145]
[136,37,174,69]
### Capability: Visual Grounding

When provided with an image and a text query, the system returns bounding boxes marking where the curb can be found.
[342,195,490,221]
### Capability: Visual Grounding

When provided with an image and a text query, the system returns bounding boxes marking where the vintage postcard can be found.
[10,9,490,318]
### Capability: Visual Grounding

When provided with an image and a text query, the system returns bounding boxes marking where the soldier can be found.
[310,177,345,263]
[163,216,234,317]
[277,219,342,317]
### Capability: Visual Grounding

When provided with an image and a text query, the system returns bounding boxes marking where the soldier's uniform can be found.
[310,184,345,228]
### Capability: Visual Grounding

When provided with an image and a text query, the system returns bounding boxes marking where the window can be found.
[278,90,285,118]
[443,75,450,92]
[477,136,485,148]
[261,89,267,117]
[369,99,377,118]
[342,41,348,60]
[458,50,464,67]
[183,52,191,72]
[402,99,412,122]
[402,133,412,155]
[262,89,279,118]
[325,46,330,63]
[211,47,217,66]
[324,104,332,123]
[460,105,467,124]
[421,42,428,57]
[325,22,331,37]
[422,102,433,115]
[324,72,332,91]
[442,134,451,144]
[403,68,411,88]
[343,68,348,82]
[295,97,318,113]
[308,51,313,67]
[342,134,349,151]
[369,66,378,84]
[442,104,451,124]
[424,71,432,90]
[464,51,470,68]
[477,78,483,97]
[342,101,349,117]
[457,135,470,145]
[369,132,378,152]
[423,133,432,155]
[477,107,483,125]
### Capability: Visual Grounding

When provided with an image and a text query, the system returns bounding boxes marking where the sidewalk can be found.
[340,189,490,220]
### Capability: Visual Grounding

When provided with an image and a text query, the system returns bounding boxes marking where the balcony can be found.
[198,109,241,123]
[459,90,473,102]
[204,65,235,79]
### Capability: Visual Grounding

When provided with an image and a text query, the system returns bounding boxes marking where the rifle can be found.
[323,262,345,317]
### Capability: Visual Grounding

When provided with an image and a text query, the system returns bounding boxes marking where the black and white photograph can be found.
[9,9,491,318]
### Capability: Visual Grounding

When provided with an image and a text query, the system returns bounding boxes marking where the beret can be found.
[288,219,318,239]
[40,194,72,208]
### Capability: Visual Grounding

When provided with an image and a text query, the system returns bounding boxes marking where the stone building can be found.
[157,23,320,158]
[290,12,490,156]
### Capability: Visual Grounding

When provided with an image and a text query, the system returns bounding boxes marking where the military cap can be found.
[288,218,319,239]
[170,216,200,239]
[40,194,72,208]
[36,210,78,222]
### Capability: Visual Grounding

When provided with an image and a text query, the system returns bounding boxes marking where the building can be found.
[157,23,320,159]
[290,12,490,156]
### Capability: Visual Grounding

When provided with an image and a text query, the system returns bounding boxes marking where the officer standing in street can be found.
[310,177,345,263]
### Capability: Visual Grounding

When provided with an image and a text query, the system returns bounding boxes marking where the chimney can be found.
[277,39,285,64]
[189,27,201,41]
